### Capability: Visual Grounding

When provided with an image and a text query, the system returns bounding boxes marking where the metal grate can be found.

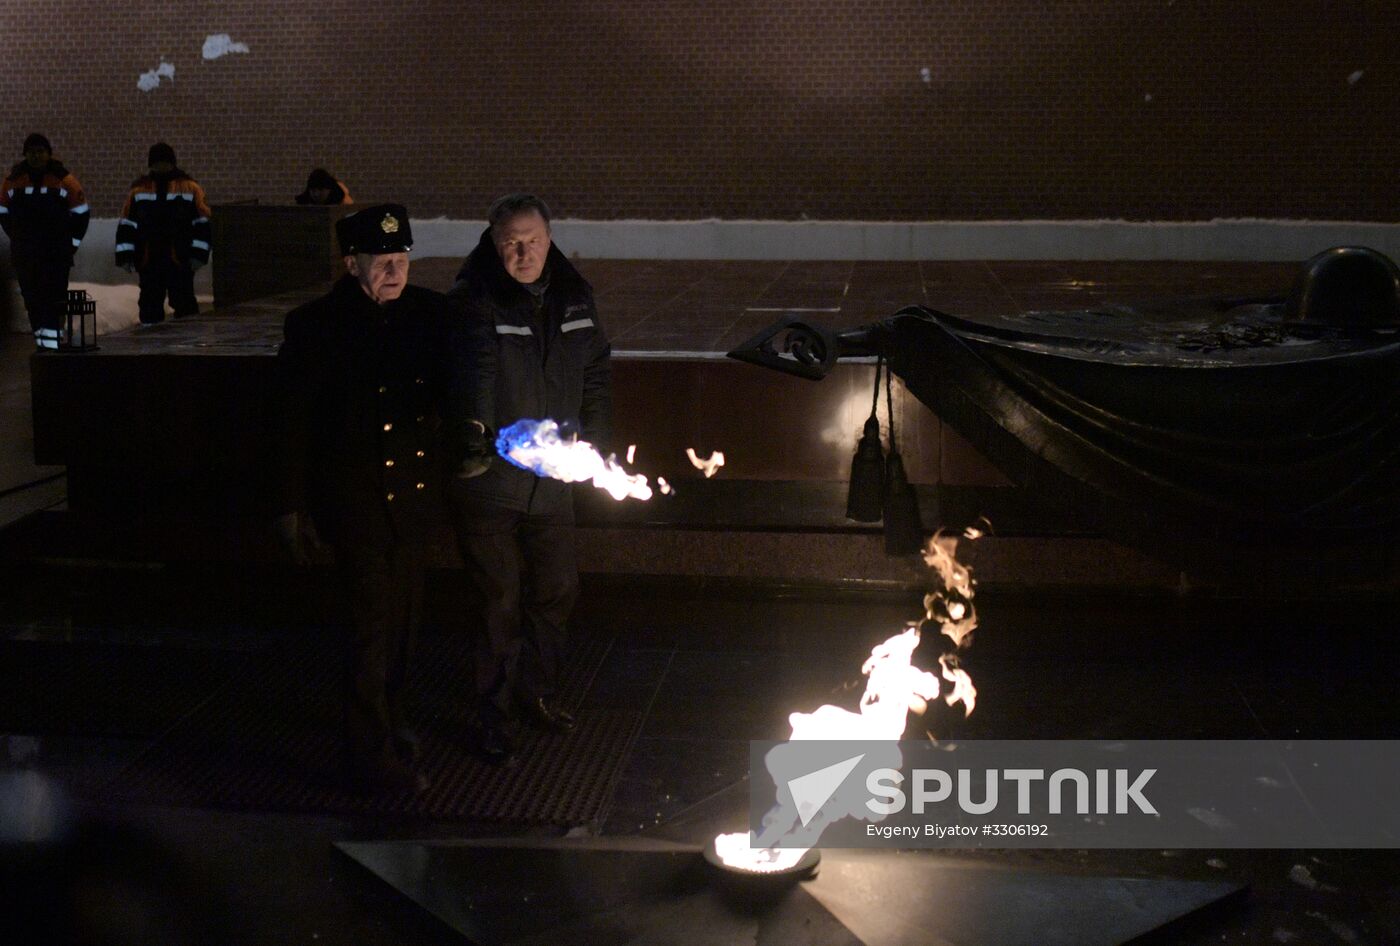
[97,631,644,826]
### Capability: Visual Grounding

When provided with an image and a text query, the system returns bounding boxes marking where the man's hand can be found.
[456,420,495,479]
[273,511,323,565]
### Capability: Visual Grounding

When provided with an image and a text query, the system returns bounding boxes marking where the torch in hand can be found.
[455,420,496,479]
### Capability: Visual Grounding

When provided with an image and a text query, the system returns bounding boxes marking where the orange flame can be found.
[716,530,986,870]
[686,447,726,478]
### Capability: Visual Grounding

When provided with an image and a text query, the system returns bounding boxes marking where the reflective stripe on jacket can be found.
[446,229,612,514]
[0,160,89,257]
[115,171,213,268]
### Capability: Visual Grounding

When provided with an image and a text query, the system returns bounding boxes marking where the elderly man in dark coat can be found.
[273,203,465,793]
[448,193,612,763]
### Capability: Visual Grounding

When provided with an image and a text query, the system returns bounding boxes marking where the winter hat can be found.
[148,142,177,167]
[336,204,413,256]
[305,168,337,191]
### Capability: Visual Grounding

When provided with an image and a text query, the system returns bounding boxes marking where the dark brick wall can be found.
[4,2,1396,220]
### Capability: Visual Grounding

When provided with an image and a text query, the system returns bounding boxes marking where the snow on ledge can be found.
[408,217,1400,262]
[13,217,1400,292]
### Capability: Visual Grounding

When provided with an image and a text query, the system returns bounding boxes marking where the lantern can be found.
[61,289,97,351]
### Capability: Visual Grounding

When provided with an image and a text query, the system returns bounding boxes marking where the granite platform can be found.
[26,257,1369,592]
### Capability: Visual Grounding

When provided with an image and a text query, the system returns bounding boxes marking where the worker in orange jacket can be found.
[0,133,90,348]
[115,143,212,324]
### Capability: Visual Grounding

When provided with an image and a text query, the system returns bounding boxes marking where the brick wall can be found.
[3,1,1396,221]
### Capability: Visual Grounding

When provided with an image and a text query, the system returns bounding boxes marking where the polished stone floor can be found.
[56,258,1298,358]
[1,562,1397,945]
[367,257,1302,354]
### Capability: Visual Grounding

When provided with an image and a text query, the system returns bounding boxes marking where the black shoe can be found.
[520,697,576,734]
[475,722,517,766]
[344,754,428,795]
[393,727,421,764]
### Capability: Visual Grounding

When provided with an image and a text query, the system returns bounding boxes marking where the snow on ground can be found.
[4,281,212,338]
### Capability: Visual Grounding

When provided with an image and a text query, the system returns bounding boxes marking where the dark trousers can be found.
[138,257,197,324]
[336,542,425,763]
[13,253,69,342]
[452,506,579,721]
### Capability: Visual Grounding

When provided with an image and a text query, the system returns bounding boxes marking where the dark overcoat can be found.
[274,275,464,548]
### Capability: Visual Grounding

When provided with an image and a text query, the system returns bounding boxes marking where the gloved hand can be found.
[456,420,495,479]
[190,258,206,271]
[273,511,324,566]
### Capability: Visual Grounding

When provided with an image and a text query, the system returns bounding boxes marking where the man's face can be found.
[346,252,410,304]
[308,186,332,204]
[24,146,50,170]
[492,210,551,285]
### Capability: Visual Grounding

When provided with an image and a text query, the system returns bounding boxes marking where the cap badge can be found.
[380,214,400,234]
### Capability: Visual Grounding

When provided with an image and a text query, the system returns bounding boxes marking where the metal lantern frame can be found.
[61,288,98,351]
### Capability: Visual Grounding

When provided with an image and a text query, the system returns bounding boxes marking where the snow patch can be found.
[137,60,175,92]
[203,34,250,60]
[68,283,210,335]
[408,216,1400,262]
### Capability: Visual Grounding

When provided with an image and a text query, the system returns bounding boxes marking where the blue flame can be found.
[495,417,653,501]
[496,418,561,474]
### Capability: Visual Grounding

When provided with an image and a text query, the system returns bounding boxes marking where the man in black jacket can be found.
[274,203,464,793]
[448,193,611,763]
